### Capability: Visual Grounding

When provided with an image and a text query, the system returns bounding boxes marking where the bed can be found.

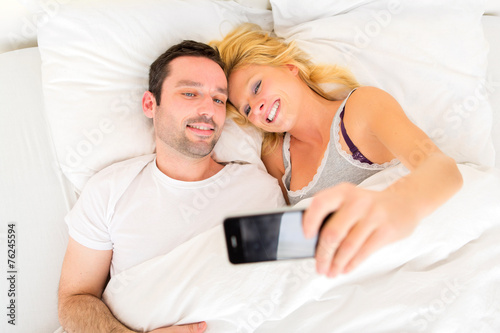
[1,0,500,332]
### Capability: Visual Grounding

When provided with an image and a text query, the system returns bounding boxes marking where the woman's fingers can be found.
[315,205,371,274]
[343,229,388,274]
[306,183,421,278]
[326,220,377,277]
[303,183,358,238]
[306,184,408,277]
[308,184,374,275]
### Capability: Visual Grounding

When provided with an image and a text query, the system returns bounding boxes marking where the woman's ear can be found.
[142,91,156,118]
[285,64,299,76]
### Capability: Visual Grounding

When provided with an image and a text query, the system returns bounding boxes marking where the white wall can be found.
[0,0,76,54]
[0,0,37,54]
[0,0,271,55]
[1,0,497,55]
[486,0,500,16]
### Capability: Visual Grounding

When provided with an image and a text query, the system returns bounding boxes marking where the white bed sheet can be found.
[0,47,75,333]
[102,164,500,333]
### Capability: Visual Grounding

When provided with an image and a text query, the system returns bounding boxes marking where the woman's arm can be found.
[350,86,463,214]
[303,86,463,277]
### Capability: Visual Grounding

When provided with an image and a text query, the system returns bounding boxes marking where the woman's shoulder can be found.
[350,86,395,104]
[346,86,402,119]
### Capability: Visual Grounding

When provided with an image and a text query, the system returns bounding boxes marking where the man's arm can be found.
[58,237,207,333]
[58,237,134,332]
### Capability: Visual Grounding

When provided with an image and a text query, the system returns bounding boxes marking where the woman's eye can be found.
[244,105,251,116]
[253,81,261,94]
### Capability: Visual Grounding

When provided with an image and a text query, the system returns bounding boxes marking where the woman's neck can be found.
[288,88,342,146]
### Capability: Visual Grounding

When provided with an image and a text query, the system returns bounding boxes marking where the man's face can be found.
[151,56,228,159]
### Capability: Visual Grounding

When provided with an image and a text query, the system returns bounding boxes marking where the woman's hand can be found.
[303,182,420,277]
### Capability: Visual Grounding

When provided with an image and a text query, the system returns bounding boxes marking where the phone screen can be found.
[224,210,318,264]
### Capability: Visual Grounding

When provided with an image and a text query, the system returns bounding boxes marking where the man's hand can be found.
[303,182,419,278]
[149,322,207,333]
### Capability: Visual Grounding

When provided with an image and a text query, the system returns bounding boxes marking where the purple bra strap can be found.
[339,107,374,165]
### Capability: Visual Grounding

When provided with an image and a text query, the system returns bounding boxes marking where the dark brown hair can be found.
[149,40,225,105]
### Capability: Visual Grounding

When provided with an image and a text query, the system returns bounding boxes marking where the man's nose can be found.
[198,95,216,117]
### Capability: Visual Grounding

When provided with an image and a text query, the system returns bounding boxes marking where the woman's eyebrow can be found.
[230,74,256,110]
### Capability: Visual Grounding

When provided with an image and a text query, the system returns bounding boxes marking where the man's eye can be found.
[244,105,251,116]
[183,92,195,97]
[254,81,261,94]
[214,98,225,105]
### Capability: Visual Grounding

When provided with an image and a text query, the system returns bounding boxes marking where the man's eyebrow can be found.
[176,80,202,88]
[176,80,228,96]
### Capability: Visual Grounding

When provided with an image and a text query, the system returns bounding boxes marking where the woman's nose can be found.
[251,100,266,116]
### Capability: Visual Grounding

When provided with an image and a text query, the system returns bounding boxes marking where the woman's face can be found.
[228,64,302,133]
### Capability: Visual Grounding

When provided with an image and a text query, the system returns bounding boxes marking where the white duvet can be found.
[102,164,500,333]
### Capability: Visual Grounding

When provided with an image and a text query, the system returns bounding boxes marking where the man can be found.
[57,41,285,333]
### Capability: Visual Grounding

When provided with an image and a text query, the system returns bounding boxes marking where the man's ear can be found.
[285,64,299,76]
[142,91,156,118]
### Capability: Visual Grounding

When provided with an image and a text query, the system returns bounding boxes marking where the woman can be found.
[213,24,463,278]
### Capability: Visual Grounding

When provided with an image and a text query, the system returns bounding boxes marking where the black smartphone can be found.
[223,208,321,264]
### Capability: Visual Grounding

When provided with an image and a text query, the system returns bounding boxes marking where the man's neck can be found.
[155,149,224,182]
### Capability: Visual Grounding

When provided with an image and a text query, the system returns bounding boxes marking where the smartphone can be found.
[223,208,326,264]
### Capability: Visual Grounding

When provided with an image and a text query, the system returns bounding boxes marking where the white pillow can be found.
[271,0,495,167]
[38,0,272,192]
[212,118,265,169]
[483,15,500,168]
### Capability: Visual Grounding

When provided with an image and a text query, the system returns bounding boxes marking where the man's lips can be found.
[186,123,215,136]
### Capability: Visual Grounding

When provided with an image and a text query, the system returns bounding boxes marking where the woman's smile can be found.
[266,99,280,123]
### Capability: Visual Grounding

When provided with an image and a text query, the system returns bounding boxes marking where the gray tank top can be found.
[282,90,399,205]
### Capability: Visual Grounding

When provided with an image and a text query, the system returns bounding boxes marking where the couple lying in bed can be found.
[58,24,462,333]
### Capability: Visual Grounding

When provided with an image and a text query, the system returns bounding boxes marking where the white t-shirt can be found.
[66,154,286,276]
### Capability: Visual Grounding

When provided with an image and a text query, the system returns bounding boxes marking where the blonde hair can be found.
[211,23,360,154]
